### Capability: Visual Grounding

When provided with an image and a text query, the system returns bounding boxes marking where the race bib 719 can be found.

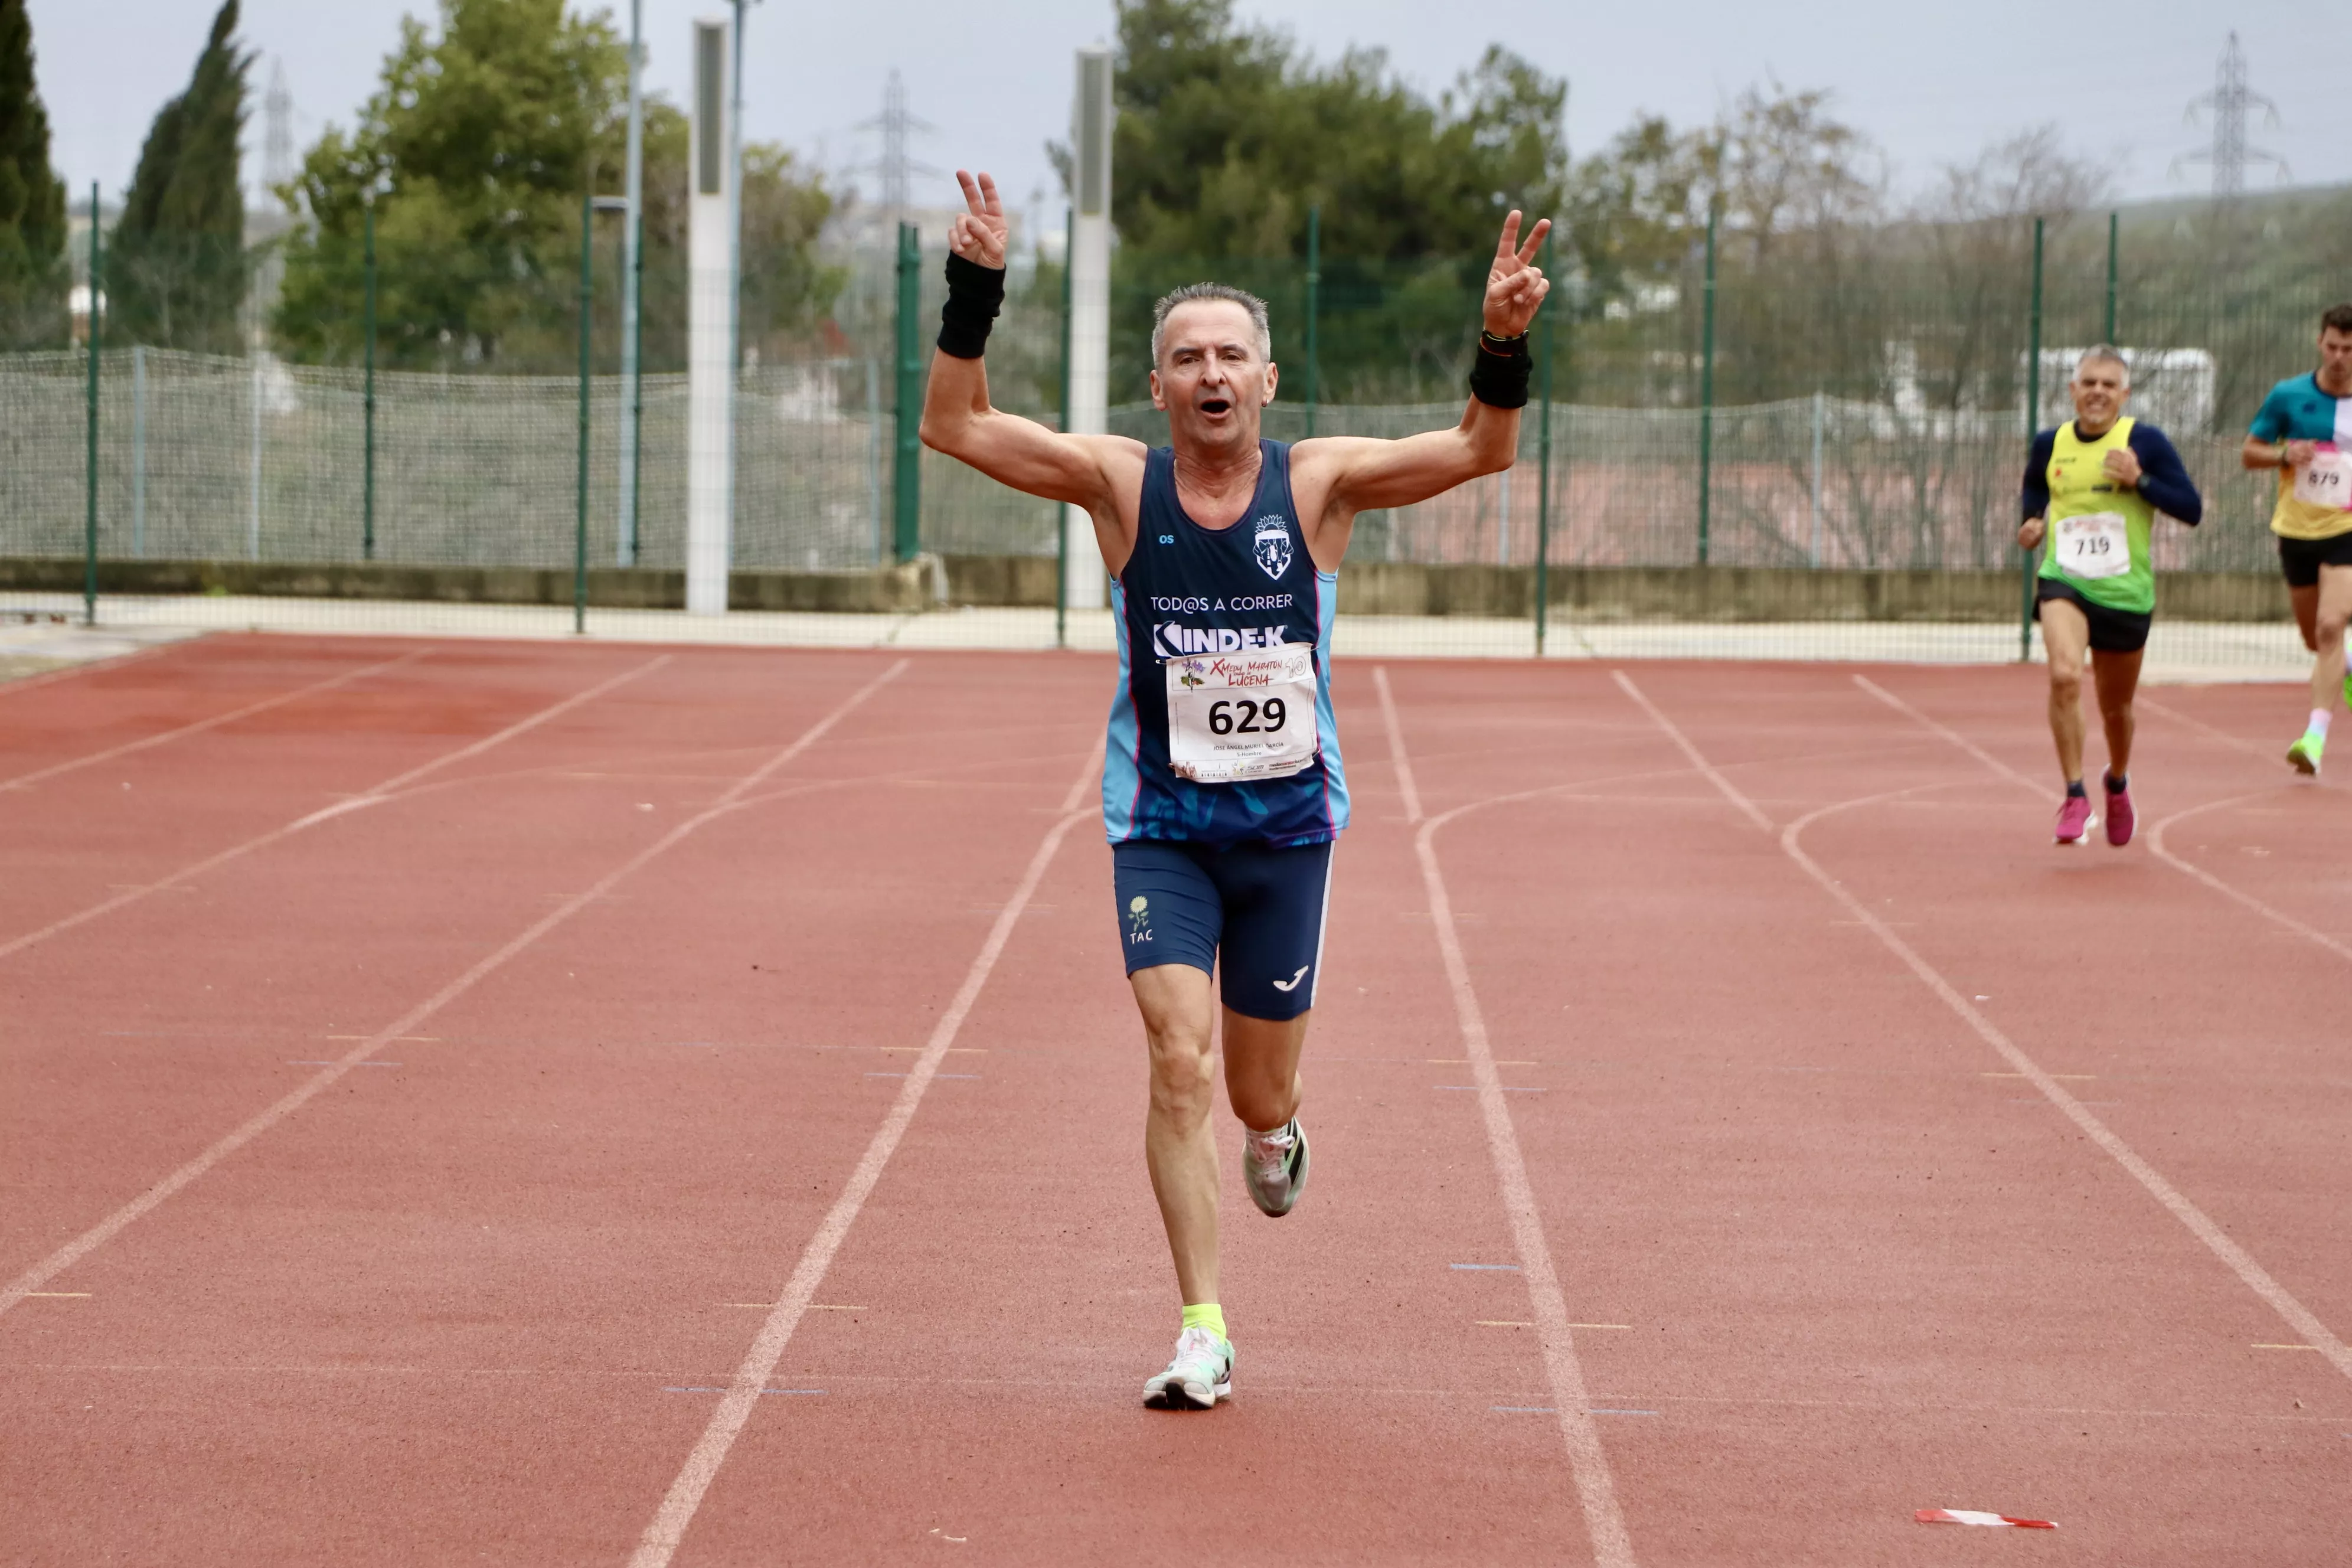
[2053,511,2131,581]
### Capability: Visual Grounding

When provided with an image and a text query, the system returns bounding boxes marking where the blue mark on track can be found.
[1451,1263,1520,1271]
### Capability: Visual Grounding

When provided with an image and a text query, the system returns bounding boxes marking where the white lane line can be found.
[1380,668,1636,1568]
[2137,694,2279,764]
[1617,672,2352,1391]
[1853,675,2352,968]
[0,648,431,794]
[0,638,176,699]
[0,661,905,1322]
[628,740,1104,1568]
[0,655,672,964]
[1371,665,1423,823]
[1611,669,1773,832]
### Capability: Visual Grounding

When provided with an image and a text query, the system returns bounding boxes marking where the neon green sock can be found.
[1181,1303,1227,1341]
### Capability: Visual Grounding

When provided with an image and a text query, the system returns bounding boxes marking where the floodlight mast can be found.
[618,0,645,566]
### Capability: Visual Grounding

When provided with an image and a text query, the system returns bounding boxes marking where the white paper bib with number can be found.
[2053,511,2131,580]
[2293,445,2352,512]
[1164,643,1319,783]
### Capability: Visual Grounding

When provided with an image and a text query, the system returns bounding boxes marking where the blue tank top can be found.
[1104,440,1348,849]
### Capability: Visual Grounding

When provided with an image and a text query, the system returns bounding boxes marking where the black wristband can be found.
[1468,331,1532,409]
[937,253,1005,360]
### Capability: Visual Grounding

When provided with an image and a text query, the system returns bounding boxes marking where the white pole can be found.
[726,0,748,571]
[1497,468,1511,564]
[130,345,146,558]
[685,15,733,614]
[1808,389,1824,567]
[616,0,643,566]
[1063,46,1113,612]
[248,354,263,560]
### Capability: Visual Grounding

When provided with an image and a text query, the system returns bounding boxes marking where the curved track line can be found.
[0,654,672,964]
[1376,665,1636,1568]
[1780,792,2352,1387]
[2148,792,2352,964]
[0,659,906,1322]
[0,636,177,698]
[628,741,1105,1568]
[1853,674,2352,968]
[2137,694,2288,765]
[1609,672,2352,1389]
[0,648,430,793]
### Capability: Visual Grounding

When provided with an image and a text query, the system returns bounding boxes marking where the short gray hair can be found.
[1151,283,1272,368]
[2073,344,2131,387]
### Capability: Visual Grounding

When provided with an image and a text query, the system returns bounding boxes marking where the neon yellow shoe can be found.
[2288,731,2324,776]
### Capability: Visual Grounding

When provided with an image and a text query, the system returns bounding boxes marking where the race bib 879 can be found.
[1164,643,1318,783]
[2294,445,2351,512]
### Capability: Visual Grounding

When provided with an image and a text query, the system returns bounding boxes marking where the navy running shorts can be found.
[2036,577,2151,654]
[1111,839,1334,1021]
[2277,531,2352,589]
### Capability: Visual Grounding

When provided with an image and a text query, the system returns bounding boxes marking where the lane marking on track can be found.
[1383,667,1638,1568]
[1610,669,1774,832]
[627,740,1104,1568]
[2138,695,2279,763]
[1615,672,2352,1393]
[2255,1344,2321,1351]
[1451,1263,1523,1272]
[1854,675,2352,968]
[0,654,672,965]
[0,638,177,700]
[0,659,903,1322]
[0,648,431,795]
[23,1292,88,1298]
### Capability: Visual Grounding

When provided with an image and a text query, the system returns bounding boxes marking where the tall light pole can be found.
[617,0,645,567]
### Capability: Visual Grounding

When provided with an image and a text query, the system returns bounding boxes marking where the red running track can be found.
[1,634,2346,1565]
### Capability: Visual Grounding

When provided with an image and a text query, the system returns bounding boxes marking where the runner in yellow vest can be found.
[2017,347,2204,845]
[2242,303,2352,775]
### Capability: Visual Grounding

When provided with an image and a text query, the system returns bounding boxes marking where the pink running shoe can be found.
[2103,776,2135,847]
[2053,793,2095,845]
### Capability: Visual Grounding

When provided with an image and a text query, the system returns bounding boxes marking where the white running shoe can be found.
[1143,1327,1233,1410]
[1242,1118,1311,1218]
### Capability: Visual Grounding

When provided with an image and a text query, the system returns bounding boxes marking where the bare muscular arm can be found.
[1289,212,1553,570]
[916,171,1148,569]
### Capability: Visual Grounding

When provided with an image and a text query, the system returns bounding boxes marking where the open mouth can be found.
[1198,397,1232,416]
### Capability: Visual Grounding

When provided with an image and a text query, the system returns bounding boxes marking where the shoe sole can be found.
[1144,1378,1231,1410]
[2054,815,2095,845]
[2289,747,2320,777]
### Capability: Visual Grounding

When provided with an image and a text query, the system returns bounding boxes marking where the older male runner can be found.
[2244,303,2352,776]
[2017,345,2203,845]
[920,171,1549,1408]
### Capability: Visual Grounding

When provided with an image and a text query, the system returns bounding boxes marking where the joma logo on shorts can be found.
[1151,623,1292,658]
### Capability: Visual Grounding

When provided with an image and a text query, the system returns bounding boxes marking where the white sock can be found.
[2310,709,2333,740]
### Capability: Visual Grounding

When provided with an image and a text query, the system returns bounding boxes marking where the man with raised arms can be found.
[2243,304,2352,775]
[2017,347,2203,845]
[920,170,1550,1408]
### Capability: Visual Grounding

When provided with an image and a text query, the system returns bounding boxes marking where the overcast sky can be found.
[31,1,2344,224]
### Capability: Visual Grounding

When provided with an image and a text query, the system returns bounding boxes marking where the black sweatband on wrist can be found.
[937,253,1006,360]
[1468,331,1532,409]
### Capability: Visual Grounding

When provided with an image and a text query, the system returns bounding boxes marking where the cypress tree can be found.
[115,0,251,349]
[0,0,66,346]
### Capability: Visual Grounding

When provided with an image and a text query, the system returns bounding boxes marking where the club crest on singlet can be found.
[1252,515,1292,580]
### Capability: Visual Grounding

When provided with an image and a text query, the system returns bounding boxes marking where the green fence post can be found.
[1303,204,1320,439]
[2103,210,2118,344]
[574,187,593,636]
[362,196,377,562]
[83,182,100,628]
[628,202,645,566]
[1535,230,1554,658]
[893,221,922,563]
[1696,198,1718,567]
[2020,214,2044,662]
[1056,208,1074,651]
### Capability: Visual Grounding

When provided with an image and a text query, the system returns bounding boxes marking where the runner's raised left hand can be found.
[1483,211,1553,338]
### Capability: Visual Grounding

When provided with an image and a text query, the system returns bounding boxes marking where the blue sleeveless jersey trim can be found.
[1102,440,1348,850]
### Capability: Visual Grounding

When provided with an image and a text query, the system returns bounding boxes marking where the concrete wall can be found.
[0,555,2292,624]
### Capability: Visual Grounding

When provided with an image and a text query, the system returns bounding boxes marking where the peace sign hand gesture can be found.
[1484,211,1553,339]
[949,169,1008,272]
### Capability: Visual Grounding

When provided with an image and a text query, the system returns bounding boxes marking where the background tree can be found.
[273,0,837,372]
[111,0,253,352]
[0,0,65,349]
